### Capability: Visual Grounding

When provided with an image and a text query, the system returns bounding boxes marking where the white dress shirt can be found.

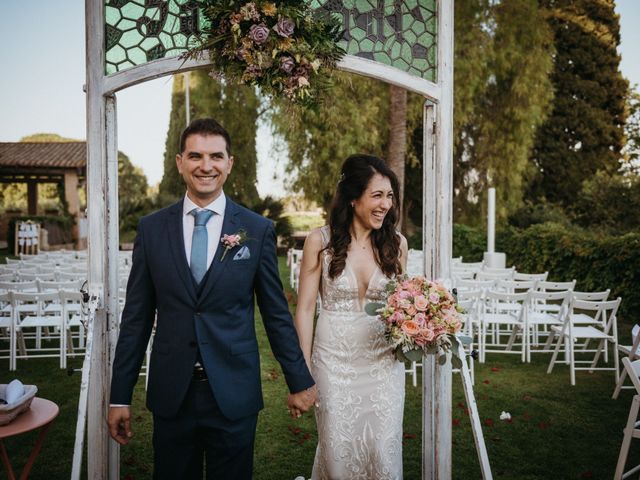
[182,192,226,269]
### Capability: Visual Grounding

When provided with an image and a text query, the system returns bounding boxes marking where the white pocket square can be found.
[233,246,251,261]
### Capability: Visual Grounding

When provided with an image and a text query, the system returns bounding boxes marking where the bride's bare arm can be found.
[293,228,323,368]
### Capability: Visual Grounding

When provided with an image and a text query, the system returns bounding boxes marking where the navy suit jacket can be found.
[110,197,314,420]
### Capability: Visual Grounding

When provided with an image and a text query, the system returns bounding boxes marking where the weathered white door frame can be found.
[84,1,453,478]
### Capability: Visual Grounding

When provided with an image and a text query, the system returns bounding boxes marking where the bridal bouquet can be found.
[366,275,464,365]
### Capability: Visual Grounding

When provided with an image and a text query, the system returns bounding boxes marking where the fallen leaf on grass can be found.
[483,379,490,384]
[523,395,532,401]
[452,418,461,426]
[484,418,494,427]
[491,367,500,372]
[403,433,417,439]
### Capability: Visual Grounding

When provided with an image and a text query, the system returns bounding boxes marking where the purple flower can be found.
[273,18,295,37]
[248,23,270,44]
[280,56,295,74]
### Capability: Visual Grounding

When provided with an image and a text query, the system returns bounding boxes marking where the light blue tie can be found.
[189,209,215,284]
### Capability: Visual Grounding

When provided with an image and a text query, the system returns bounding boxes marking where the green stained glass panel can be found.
[104,0,437,82]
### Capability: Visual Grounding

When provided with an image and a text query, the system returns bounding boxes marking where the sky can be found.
[0,1,639,194]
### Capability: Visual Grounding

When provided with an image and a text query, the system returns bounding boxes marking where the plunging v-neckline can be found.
[346,256,379,310]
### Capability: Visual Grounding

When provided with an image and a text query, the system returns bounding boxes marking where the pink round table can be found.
[0,398,59,480]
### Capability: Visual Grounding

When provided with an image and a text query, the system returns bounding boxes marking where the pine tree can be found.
[159,71,260,207]
[527,0,628,207]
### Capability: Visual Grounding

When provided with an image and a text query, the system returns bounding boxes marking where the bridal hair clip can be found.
[338,173,346,185]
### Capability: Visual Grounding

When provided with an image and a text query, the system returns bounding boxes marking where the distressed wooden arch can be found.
[83,1,453,478]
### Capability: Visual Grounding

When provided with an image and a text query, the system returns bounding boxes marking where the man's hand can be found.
[287,385,318,419]
[108,406,133,445]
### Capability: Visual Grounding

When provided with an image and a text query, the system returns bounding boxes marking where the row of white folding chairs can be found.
[459,287,621,385]
[0,289,87,370]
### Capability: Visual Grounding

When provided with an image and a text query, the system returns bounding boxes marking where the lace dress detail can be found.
[311,226,405,480]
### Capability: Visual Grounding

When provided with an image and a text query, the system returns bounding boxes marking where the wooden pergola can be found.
[0,142,85,243]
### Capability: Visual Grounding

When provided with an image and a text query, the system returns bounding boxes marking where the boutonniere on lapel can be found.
[220,229,248,261]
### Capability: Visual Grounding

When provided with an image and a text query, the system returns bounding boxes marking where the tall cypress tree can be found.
[527,0,628,207]
[159,71,260,207]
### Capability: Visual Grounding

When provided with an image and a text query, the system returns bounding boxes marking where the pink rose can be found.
[414,295,428,311]
[249,23,270,44]
[390,311,405,324]
[401,320,421,336]
[429,292,440,304]
[414,312,427,326]
[404,304,417,316]
[387,294,399,308]
[419,328,435,343]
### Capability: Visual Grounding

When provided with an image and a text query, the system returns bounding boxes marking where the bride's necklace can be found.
[353,238,371,251]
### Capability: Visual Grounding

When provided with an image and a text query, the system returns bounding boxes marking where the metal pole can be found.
[185,72,191,126]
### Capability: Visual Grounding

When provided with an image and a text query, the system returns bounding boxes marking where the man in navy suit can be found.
[107,118,316,479]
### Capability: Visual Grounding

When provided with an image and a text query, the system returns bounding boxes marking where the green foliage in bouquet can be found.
[185,0,345,108]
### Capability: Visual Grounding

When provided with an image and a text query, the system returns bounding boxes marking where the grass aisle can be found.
[1,256,638,478]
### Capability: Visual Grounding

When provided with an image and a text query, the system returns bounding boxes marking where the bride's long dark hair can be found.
[326,154,401,279]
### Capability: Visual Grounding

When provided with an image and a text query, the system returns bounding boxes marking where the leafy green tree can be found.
[270,72,390,212]
[622,88,640,175]
[527,0,628,207]
[407,0,554,227]
[159,71,260,207]
[118,152,152,234]
[572,171,640,233]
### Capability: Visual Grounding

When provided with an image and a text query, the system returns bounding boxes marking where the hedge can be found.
[452,222,640,318]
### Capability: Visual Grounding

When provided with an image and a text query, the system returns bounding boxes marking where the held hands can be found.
[287,384,318,419]
[107,406,134,445]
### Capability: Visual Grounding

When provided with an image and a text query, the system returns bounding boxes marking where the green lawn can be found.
[1,257,638,479]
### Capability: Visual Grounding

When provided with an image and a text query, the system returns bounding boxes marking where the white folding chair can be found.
[479,290,529,363]
[0,273,16,282]
[482,265,515,274]
[0,281,38,293]
[513,271,548,282]
[0,292,15,369]
[613,325,640,400]
[547,297,621,385]
[569,290,610,327]
[18,271,57,282]
[11,290,64,369]
[58,271,85,282]
[476,270,514,282]
[537,280,577,292]
[456,289,482,384]
[526,290,571,361]
[59,290,87,368]
[614,357,640,480]
[287,248,303,290]
[495,279,536,294]
[455,278,495,293]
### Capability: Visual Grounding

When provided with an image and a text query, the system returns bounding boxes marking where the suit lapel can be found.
[167,199,197,304]
[198,198,240,304]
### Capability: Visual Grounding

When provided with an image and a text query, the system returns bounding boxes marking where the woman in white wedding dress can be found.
[293,154,408,480]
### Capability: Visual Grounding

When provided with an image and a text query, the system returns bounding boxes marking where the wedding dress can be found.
[311,226,405,480]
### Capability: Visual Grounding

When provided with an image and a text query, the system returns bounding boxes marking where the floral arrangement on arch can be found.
[366,275,464,366]
[185,0,345,107]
